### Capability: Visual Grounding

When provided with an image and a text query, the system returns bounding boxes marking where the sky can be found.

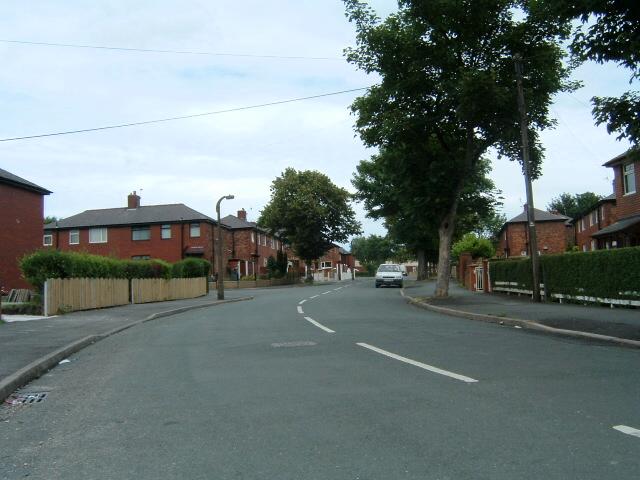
[1,0,635,245]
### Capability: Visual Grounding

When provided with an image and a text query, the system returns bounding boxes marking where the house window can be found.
[69,230,79,245]
[262,235,267,246]
[89,228,108,244]
[590,239,597,251]
[321,261,332,268]
[590,210,598,227]
[263,257,268,267]
[623,163,636,194]
[270,238,275,249]
[43,234,53,246]
[251,232,255,243]
[161,224,172,239]
[601,206,605,221]
[190,223,200,238]
[132,226,151,241]
[580,219,585,231]
[132,255,151,260]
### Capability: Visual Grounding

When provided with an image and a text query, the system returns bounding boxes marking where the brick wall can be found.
[46,221,216,266]
[574,200,617,251]
[496,221,567,257]
[0,184,45,290]
[611,158,640,219]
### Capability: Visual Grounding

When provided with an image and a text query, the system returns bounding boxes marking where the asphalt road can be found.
[1,280,639,479]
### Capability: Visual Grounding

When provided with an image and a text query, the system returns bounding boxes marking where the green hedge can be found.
[20,250,211,291]
[489,247,640,301]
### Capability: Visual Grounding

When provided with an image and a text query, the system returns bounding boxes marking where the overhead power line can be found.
[0,39,342,61]
[0,87,369,142]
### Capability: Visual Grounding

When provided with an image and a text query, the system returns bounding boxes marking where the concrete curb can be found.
[400,289,640,349]
[0,296,253,403]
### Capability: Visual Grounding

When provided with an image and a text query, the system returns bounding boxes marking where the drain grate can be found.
[271,341,317,348]
[4,392,48,406]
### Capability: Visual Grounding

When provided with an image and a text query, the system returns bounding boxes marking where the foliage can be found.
[350,235,394,266]
[344,0,573,296]
[44,216,61,225]
[20,250,210,291]
[266,250,289,279]
[1,301,42,315]
[452,233,496,260]
[258,168,361,270]
[547,191,603,219]
[531,0,639,144]
[489,247,640,301]
[174,258,211,278]
[471,212,508,241]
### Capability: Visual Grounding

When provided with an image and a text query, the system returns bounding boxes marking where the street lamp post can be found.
[216,194,234,300]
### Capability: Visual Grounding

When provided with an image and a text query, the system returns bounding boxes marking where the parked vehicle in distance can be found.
[375,264,404,288]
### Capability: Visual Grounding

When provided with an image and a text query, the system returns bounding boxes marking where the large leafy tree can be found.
[344,0,573,296]
[258,168,361,278]
[547,191,603,219]
[532,1,639,145]
[350,234,395,273]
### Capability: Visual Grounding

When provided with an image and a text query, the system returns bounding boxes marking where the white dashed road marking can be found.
[322,291,331,295]
[356,343,478,383]
[297,306,304,314]
[310,295,319,299]
[304,317,335,333]
[299,299,307,305]
[613,425,640,438]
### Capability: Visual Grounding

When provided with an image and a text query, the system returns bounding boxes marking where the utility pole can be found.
[216,194,234,300]
[514,54,541,302]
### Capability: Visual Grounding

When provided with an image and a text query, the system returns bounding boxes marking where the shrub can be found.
[173,258,211,278]
[489,247,640,301]
[452,233,495,260]
[20,250,210,291]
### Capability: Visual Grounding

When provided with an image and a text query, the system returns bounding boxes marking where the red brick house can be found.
[0,168,51,290]
[44,192,217,266]
[495,207,571,258]
[220,209,286,278]
[590,151,640,248]
[573,193,617,251]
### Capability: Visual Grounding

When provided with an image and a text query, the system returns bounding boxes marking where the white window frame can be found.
[161,224,172,240]
[623,162,636,194]
[590,210,598,227]
[262,235,267,246]
[190,222,201,238]
[89,227,108,244]
[69,229,79,245]
[321,261,332,268]
[43,234,53,246]
[251,232,255,243]
[600,205,605,221]
[580,218,585,231]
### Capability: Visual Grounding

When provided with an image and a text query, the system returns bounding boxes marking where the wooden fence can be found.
[219,277,300,289]
[131,277,207,304]
[44,277,207,315]
[44,278,129,316]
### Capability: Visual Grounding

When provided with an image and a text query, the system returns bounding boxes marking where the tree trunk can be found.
[305,260,313,281]
[416,249,427,281]
[434,199,459,297]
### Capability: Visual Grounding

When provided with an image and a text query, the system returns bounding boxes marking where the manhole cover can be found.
[271,341,317,348]
[4,392,48,406]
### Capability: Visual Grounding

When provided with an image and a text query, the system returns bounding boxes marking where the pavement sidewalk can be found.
[0,291,251,401]
[403,280,640,346]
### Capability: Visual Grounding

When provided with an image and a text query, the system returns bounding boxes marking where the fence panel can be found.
[131,277,206,304]
[45,278,129,315]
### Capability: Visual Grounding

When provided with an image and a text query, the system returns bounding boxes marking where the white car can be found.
[375,264,404,288]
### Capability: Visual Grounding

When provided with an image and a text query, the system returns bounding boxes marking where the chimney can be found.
[237,209,247,221]
[128,191,141,209]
